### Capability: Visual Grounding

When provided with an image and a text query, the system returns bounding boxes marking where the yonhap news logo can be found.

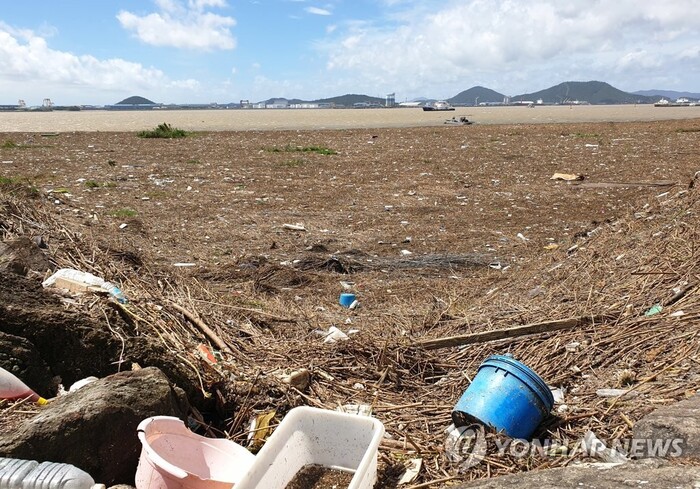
[445,425,685,472]
[444,424,488,470]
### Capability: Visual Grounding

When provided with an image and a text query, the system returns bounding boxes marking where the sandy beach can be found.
[1,104,699,132]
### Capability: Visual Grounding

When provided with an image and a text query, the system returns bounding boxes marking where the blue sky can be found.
[0,0,698,105]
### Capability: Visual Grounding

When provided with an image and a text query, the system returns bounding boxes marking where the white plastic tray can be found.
[236,406,384,489]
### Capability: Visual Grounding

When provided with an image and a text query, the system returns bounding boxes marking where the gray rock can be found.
[633,394,700,458]
[0,367,189,486]
[457,459,700,488]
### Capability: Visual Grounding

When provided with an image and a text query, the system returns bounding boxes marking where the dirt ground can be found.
[1,118,700,486]
[2,122,695,269]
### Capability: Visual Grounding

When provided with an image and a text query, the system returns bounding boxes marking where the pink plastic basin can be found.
[135,416,255,489]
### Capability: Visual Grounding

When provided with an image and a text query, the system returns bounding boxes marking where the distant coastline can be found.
[0,105,698,133]
[3,80,698,112]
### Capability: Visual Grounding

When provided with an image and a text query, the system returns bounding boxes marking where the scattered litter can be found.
[581,431,628,464]
[283,223,306,231]
[489,262,502,270]
[400,249,413,256]
[596,388,636,398]
[340,280,355,290]
[644,304,663,316]
[275,368,311,391]
[43,268,128,303]
[584,144,599,149]
[544,243,559,250]
[550,386,565,404]
[339,293,356,308]
[670,310,685,317]
[550,173,584,181]
[516,232,529,241]
[321,326,350,343]
[547,444,569,457]
[119,223,128,229]
[173,262,197,267]
[397,458,422,485]
[336,404,372,417]
[349,299,360,310]
[565,341,581,352]
[197,343,218,365]
[58,376,100,396]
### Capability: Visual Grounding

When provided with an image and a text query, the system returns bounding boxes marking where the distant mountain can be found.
[116,96,156,105]
[513,81,654,105]
[448,86,506,105]
[633,89,700,100]
[256,94,386,107]
[310,94,386,106]
[259,97,305,105]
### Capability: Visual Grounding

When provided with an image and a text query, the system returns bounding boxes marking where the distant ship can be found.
[423,101,455,111]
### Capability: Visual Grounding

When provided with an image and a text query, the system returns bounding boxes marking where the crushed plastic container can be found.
[0,458,102,489]
[135,416,254,489]
[0,367,47,405]
[236,406,385,489]
[42,269,128,304]
[452,354,554,439]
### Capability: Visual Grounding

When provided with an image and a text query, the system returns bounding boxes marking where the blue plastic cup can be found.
[339,293,356,308]
[452,355,554,439]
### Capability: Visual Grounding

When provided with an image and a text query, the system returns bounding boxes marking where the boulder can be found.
[0,367,189,486]
[457,459,700,488]
[633,393,700,458]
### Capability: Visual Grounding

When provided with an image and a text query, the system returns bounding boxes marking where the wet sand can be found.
[0,104,699,132]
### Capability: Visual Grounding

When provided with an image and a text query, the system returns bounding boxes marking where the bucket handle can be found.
[138,429,189,480]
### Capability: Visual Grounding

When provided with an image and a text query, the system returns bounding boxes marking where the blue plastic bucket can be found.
[452,355,554,439]
[339,293,356,308]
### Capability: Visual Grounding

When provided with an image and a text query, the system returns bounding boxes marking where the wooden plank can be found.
[415,315,604,350]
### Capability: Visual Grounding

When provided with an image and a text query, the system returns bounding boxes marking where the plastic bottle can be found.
[0,367,47,405]
[0,458,103,489]
[99,282,128,304]
[42,269,128,304]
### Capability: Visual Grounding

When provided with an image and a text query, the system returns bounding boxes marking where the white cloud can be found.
[118,0,236,51]
[0,24,199,104]
[306,6,332,16]
[189,0,228,9]
[616,50,663,71]
[321,0,700,96]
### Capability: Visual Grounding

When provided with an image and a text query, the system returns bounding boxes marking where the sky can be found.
[0,0,698,106]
